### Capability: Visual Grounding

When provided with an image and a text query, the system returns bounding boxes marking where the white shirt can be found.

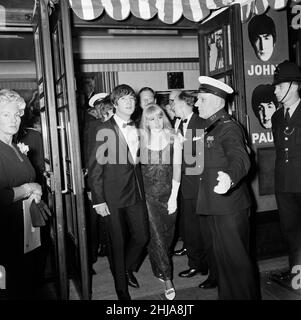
[174,112,194,137]
[113,114,139,163]
[284,98,300,118]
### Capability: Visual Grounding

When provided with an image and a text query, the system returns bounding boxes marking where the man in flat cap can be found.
[194,76,259,299]
[271,60,301,281]
[248,14,276,62]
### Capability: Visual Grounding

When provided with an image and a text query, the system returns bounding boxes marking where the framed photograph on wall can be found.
[207,28,225,73]
[167,72,184,89]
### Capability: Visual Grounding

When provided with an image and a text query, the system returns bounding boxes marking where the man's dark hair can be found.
[248,14,276,47]
[251,84,278,118]
[177,91,196,108]
[111,84,136,105]
[138,87,155,97]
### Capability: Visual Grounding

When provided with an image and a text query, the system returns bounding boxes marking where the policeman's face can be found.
[274,82,298,104]
[195,93,219,119]
[140,90,155,109]
[258,101,276,129]
[254,34,274,61]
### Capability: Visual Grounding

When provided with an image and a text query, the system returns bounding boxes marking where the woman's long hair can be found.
[139,103,174,146]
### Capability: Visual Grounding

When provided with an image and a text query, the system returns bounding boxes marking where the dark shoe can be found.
[126,271,140,288]
[198,278,217,289]
[269,270,293,282]
[199,268,209,276]
[173,247,187,256]
[178,268,198,278]
[117,290,131,300]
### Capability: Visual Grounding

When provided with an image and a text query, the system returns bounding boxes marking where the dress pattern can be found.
[141,141,176,280]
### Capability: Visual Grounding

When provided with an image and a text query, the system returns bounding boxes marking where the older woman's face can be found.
[0,102,22,137]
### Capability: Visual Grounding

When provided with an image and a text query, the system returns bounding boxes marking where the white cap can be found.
[198,76,233,99]
[88,92,109,107]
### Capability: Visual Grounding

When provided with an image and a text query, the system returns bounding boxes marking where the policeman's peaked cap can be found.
[198,76,234,100]
[89,92,109,107]
[272,60,301,85]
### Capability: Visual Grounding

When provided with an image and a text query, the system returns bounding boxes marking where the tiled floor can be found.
[69,241,301,300]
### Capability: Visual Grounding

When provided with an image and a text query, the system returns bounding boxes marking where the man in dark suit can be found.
[195,76,258,299]
[271,60,301,280]
[173,91,210,280]
[88,84,149,300]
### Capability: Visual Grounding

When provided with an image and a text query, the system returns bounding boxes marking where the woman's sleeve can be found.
[0,162,15,206]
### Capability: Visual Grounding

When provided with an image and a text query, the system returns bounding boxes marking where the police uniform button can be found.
[286,127,289,130]
[285,148,288,151]
[285,137,288,141]
[200,178,202,180]
[285,160,288,163]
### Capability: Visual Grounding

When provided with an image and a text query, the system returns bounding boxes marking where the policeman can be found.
[195,76,258,300]
[271,60,301,279]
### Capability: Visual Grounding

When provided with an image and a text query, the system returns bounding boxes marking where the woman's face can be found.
[0,102,22,137]
[147,112,164,132]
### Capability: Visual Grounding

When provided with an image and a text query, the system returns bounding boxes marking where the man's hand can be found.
[94,202,111,217]
[213,171,232,194]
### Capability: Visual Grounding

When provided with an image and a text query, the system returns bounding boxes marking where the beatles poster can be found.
[242,9,289,210]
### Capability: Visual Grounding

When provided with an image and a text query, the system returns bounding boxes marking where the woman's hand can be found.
[27,182,42,196]
[167,194,177,215]
[29,192,42,204]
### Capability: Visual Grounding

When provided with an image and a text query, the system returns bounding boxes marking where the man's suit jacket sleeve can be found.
[87,129,106,205]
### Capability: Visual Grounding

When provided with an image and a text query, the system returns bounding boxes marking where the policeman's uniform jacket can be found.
[196,109,251,215]
[271,101,301,192]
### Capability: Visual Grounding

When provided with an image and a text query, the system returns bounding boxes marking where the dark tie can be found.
[122,121,135,128]
[178,118,188,135]
[285,108,290,123]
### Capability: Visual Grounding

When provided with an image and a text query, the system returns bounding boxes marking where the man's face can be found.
[114,94,136,118]
[258,101,277,129]
[83,78,95,96]
[173,96,184,118]
[254,34,274,61]
[195,92,219,119]
[274,82,298,104]
[139,90,155,109]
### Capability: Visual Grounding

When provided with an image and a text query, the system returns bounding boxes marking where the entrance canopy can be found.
[69,0,301,24]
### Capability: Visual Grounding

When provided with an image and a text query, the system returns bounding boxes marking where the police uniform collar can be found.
[205,109,228,127]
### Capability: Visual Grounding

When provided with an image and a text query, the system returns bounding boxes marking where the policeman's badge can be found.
[206,136,214,148]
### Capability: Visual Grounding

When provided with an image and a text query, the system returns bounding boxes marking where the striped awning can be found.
[69,0,301,24]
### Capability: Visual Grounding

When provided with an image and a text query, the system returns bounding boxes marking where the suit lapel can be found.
[110,117,135,165]
[289,101,301,125]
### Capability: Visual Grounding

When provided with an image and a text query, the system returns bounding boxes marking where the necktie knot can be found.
[178,118,188,135]
[285,108,290,123]
[122,121,135,128]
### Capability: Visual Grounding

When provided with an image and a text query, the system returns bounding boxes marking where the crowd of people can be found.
[1,59,301,300]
